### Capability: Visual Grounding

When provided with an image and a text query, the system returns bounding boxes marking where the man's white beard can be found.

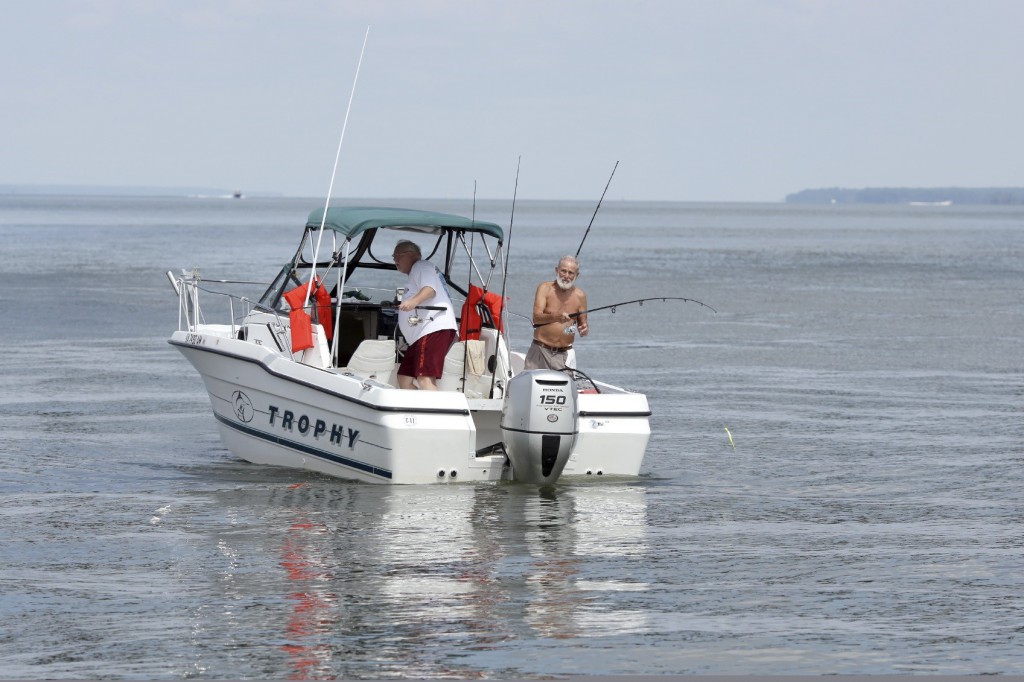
[556,277,574,291]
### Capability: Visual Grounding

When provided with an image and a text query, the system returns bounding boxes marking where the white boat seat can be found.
[341,339,397,382]
[438,340,488,396]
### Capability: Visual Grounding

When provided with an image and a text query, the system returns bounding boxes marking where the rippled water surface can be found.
[0,196,1021,677]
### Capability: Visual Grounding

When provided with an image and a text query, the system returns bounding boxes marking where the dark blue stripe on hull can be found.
[214,412,392,480]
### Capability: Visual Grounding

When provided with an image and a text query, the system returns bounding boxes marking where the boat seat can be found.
[340,339,397,383]
[438,340,488,396]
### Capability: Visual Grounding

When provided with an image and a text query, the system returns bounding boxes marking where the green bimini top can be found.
[306,206,503,242]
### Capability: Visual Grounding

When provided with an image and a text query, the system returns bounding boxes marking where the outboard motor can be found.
[500,370,579,485]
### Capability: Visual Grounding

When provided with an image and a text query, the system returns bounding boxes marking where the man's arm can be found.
[398,261,436,312]
[399,285,436,312]
[577,290,589,336]
[532,282,571,326]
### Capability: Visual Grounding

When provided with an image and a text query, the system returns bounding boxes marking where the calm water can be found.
[0,195,1021,677]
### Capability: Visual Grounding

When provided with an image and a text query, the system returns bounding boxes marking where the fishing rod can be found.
[575,160,618,257]
[463,181,477,390]
[378,302,446,328]
[532,296,716,329]
[499,156,521,306]
[492,156,521,397]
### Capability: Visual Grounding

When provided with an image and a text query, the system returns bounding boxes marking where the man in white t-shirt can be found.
[392,240,458,390]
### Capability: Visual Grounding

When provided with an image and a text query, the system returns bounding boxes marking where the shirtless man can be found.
[524,255,588,371]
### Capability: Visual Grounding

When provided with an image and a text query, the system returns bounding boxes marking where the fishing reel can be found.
[406,305,446,327]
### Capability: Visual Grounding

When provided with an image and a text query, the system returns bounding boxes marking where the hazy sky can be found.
[3,1,1022,201]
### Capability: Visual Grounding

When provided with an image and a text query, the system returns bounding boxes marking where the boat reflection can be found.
[194,477,649,678]
[520,487,587,640]
[372,483,652,651]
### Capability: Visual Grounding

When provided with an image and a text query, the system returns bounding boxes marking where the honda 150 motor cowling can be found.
[500,369,579,484]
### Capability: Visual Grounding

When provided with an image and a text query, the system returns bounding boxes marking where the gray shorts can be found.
[524,340,577,371]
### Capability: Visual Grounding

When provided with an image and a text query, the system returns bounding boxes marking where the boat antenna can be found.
[575,160,618,258]
[307,26,370,312]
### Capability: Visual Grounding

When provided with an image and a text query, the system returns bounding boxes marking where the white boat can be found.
[168,206,651,484]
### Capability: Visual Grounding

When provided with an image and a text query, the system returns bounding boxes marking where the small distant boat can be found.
[168,206,651,484]
[232,190,244,199]
[908,200,952,206]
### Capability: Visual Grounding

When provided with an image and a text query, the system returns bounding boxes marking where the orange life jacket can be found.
[459,284,504,341]
[282,278,333,353]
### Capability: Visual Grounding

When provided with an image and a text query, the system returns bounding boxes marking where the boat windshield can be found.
[257,263,295,311]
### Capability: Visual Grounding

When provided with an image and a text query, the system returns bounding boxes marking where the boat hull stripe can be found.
[213,412,393,480]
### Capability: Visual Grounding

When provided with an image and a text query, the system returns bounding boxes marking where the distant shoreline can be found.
[6,183,1024,206]
[786,187,1024,205]
[0,184,282,198]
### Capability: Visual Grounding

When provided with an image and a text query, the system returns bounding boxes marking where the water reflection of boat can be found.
[168,206,651,484]
[191,480,650,676]
[373,484,651,646]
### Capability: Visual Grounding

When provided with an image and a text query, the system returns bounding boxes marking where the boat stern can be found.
[563,389,651,477]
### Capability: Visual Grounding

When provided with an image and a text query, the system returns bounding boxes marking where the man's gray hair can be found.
[395,240,422,257]
[558,255,580,270]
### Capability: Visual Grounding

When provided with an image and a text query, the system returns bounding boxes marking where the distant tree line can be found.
[785,187,1024,205]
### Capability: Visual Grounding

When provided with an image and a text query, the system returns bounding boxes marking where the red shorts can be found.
[398,329,456,379]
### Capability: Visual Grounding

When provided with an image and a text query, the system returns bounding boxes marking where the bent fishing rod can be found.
[531,296,716,328]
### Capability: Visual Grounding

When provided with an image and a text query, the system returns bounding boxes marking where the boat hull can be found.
[171,330,509,483]
[170,329,649,484]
